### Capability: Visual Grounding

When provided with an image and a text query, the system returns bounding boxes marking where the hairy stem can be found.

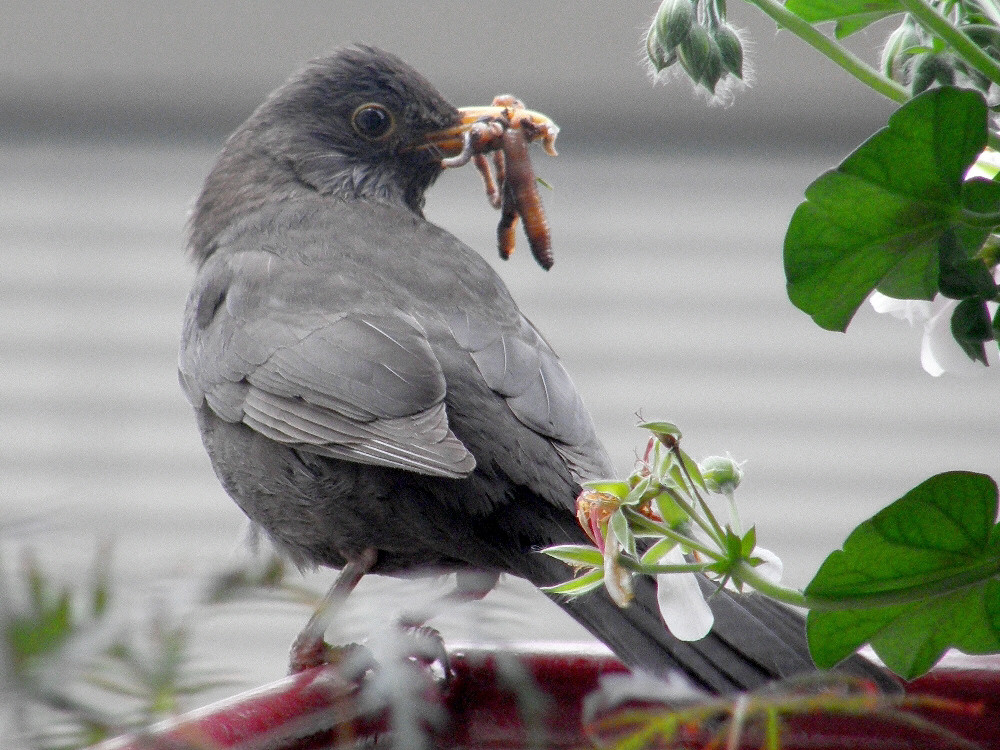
[900,0,1000,86]
[620,557,712,575]
[623,507,724,560]
[742,0,910,103]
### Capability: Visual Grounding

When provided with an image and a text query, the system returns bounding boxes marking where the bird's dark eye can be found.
[351,103,395,141]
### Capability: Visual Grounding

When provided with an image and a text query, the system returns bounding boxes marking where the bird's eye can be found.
[351,103,395,141]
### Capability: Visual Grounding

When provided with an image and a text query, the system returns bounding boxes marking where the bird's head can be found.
[189,45,558,263]
[190,46,500,259]
[253,45,461,206]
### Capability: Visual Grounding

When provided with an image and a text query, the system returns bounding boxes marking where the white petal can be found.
[869,291,934,324]
[603,532,633,607]
[751,547,783,585]
[655,548,713,641]
[919,298,998,376]
[966,148,1000,180]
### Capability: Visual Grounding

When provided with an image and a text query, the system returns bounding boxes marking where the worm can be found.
[439,98,557,270]
[473,153,502,209]
[497,185,520,261]
[441,119,505,169]
[498,125,553,270]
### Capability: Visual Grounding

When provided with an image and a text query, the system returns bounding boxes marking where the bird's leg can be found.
[396,571,501,686]
[399,569,500,630]
[289,547,377,673]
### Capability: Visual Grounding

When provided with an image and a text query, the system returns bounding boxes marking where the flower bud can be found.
[911,53,955,95]
[576,489,620,551]
[655,0,696,53]
[639,420,682,448]
[699,455,744,494]
[702,35,725,92]
[714,23,744,79]
[880,17,923,80]
[678,25,725,92]
[646,22,675,73]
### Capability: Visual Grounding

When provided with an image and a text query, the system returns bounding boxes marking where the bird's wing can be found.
[445,305,614,482]
[179,249,475,478]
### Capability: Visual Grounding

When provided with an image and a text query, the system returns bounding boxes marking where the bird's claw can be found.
[288,633,369,674]
[397,621,453,688]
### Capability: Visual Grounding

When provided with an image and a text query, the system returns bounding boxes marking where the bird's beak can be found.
[419,106,559,157]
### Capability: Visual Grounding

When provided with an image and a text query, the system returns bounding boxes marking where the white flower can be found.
[603,526,634,608]
[870,286,998,376]
[721,544,783,594]
[750,546,783,585]
[868,150,1000,376]
[655,546,713,641]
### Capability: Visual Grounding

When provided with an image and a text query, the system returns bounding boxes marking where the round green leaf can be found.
[805,472,1000,679]
[784,87,991,331]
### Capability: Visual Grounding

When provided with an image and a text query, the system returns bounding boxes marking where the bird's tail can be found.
[516,551,898,694]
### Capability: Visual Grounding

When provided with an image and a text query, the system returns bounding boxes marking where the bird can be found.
[179,45,890,693]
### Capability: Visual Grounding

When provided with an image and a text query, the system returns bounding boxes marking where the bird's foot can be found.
[397,621,452,688]
[288,632,368,674]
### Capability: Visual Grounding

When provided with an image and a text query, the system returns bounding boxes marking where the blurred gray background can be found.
[3,2,995,701]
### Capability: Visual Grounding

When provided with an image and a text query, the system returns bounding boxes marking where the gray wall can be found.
[3,1,896,147]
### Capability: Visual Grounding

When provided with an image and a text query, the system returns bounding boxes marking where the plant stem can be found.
[620,505,674,536]
[620,558,712,575]
[671,445,729,543]
[900,0,1000,86]
[735,554,1000,611]
[733,561,810,607]
[668,494,725,548]
[742,0,910,104]
[623,507,724,560]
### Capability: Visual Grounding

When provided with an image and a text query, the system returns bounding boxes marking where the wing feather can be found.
[448,306,613,481]
[180,251,475,478]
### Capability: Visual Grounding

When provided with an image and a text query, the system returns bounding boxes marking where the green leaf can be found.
[950,298,993,364]
[786,0,901,37]
[835,12,898,38]
[611,509,637,557]
[938,235,990,302]
[724,528,743,560]
[582,480,631,500]
[640,537,679,565]
[678,449,706,491]
[784,87,992,331]
[653,491,689,527]
[806,472,1000,679]
[741,526,757,557]
[785,0,902,25]
[541,568,604,596]
[638,420,682,442]
[941,186,1000,298]
[543,544,604,568]
[624,475,653,506]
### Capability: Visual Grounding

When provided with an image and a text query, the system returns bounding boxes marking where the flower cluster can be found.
[882,9,1000,100]
[645,0,746,99]
[543,422,781,642]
